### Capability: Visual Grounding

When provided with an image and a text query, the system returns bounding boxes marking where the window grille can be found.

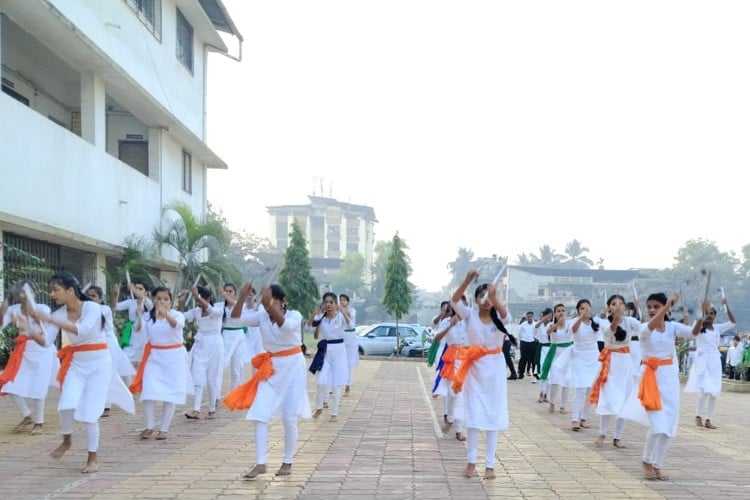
[176,9,194,72]
[125,0,162,41]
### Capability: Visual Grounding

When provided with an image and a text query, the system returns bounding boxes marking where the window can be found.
[176,9,193,72]
[182,150,192,193]
[347,226,358,238]
[328,241,340,252]
[2,83,30,106]
[125,0,162,41]
[119,140,149,175]
[346,242,358,253]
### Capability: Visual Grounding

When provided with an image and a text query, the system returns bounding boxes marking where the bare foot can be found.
[537,396,544,403]
[275,463,292,476]
[206,411,216,420]
[313,408,323,419]
[653,468,669,481]
[642,461,657,480]
[29,424,43,436]
[82,453,98,474]
[442,422,453,434]
[613,439,627,449]
[185,411,200,420]
[344,386,351,396]
[548,404,555,413]
[571,421,581,431]
[559,407,566,414]
[484,468,496,480]
[243,464,267,479]
[329,415,338,422]
[14,415,33,432]
[456,432,466,442]
[51,437,72,459]
[579,419,589,428]
[594,435,605,446]
[140,429,153,440]
[155,431,168,440]
[323,402,329,409]
[100,408,111,418]
[463,463,476,478]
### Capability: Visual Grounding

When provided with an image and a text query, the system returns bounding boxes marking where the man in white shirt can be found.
[517,312,537,380]
[727,335,742,380]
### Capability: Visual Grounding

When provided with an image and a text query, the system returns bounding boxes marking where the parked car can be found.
[357,323,430,356]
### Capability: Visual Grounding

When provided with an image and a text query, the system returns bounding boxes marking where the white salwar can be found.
[343,307,360,385]
[115,298,151,363]
[314,312,349,416]
[220,301,249,390]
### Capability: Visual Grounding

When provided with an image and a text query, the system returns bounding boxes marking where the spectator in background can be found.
[517,312,536,379]
[726,335,742,381]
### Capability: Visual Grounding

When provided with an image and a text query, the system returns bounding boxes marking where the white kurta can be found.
[50,302,134,422]
[316,312,349,387]
[101,305,136,377]
[139,311,193,404]
[343,307,360,372]
[594,317,639,416]
[185,306,225,388]
[684,321,735,397]
[235,307,311,422]
[620,321,695,436]
[570,319,600,389]
[452,300,510,431]
[1,304,58,398]
[433,317,466,422]
[535,321,552,373]
[115,298,150,362]
[547,322,573,387]
[220,301,247,364]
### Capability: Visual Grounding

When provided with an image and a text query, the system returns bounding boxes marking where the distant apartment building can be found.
[267,195,378,287]
[0,0,241,295]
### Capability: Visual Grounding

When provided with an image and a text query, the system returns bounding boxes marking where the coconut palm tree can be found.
[563,239,593,269]
[448,247,475,288]
[153,202,232,293]
[530,245,563,267]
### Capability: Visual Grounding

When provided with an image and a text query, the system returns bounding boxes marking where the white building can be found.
[0,0,241,294]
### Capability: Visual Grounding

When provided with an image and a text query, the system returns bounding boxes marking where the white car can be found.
[357,323,430,356]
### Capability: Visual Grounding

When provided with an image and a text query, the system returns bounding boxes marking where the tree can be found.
[516,253,533,265]
[530,244,563,267]
[447,247,474,289]
[103,234,162,293]
[331,253,366,297]
[278,220,319,318]
[382,233,413,356]
[153,202,232,293]
[562,239,593,269]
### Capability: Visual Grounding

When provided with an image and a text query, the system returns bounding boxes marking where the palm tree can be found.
[153,202,231,293]
[516,253,533,266]
[447,247,474,288]
[531,245,563,267]
[103,234,161,292]
[563,239,593,269]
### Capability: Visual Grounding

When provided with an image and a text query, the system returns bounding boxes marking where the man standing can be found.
[517,312,537,379]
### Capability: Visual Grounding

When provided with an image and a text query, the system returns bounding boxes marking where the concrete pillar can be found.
[80,72,105,148]
[147,127,162,182]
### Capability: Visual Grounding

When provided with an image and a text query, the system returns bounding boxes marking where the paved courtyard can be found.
[0,358,748,499]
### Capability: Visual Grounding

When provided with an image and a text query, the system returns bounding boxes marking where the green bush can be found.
[0,323,20,369]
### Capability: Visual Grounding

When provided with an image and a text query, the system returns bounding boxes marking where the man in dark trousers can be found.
[517,312,537,379]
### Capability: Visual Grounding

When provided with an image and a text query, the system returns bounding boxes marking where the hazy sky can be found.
[205,1,750,292]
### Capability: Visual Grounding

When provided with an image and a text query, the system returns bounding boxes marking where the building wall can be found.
[46,0,209,138]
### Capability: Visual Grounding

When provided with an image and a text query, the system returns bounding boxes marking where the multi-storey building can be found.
[267,195,378,287]
[0,0,241,295]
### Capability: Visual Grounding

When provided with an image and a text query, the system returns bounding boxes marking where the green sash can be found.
[119,320,134,348]
[223,326,248,333]
[539,341,573,381]
[426,342,440,367]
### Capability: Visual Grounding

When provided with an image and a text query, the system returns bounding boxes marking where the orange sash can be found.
[588,346,630,405]
[638,357,673,411]
[451,345,502,394]
[0,335,31,393]
[223,346,302,410]
[439,345,463,381]
[56,343,108,389]
[129,343,184,394]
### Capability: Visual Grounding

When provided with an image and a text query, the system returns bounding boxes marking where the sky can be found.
[205,1,750,292]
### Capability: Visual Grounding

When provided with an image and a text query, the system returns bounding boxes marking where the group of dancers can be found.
[430,270,736,481]
[0,273,359,478]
